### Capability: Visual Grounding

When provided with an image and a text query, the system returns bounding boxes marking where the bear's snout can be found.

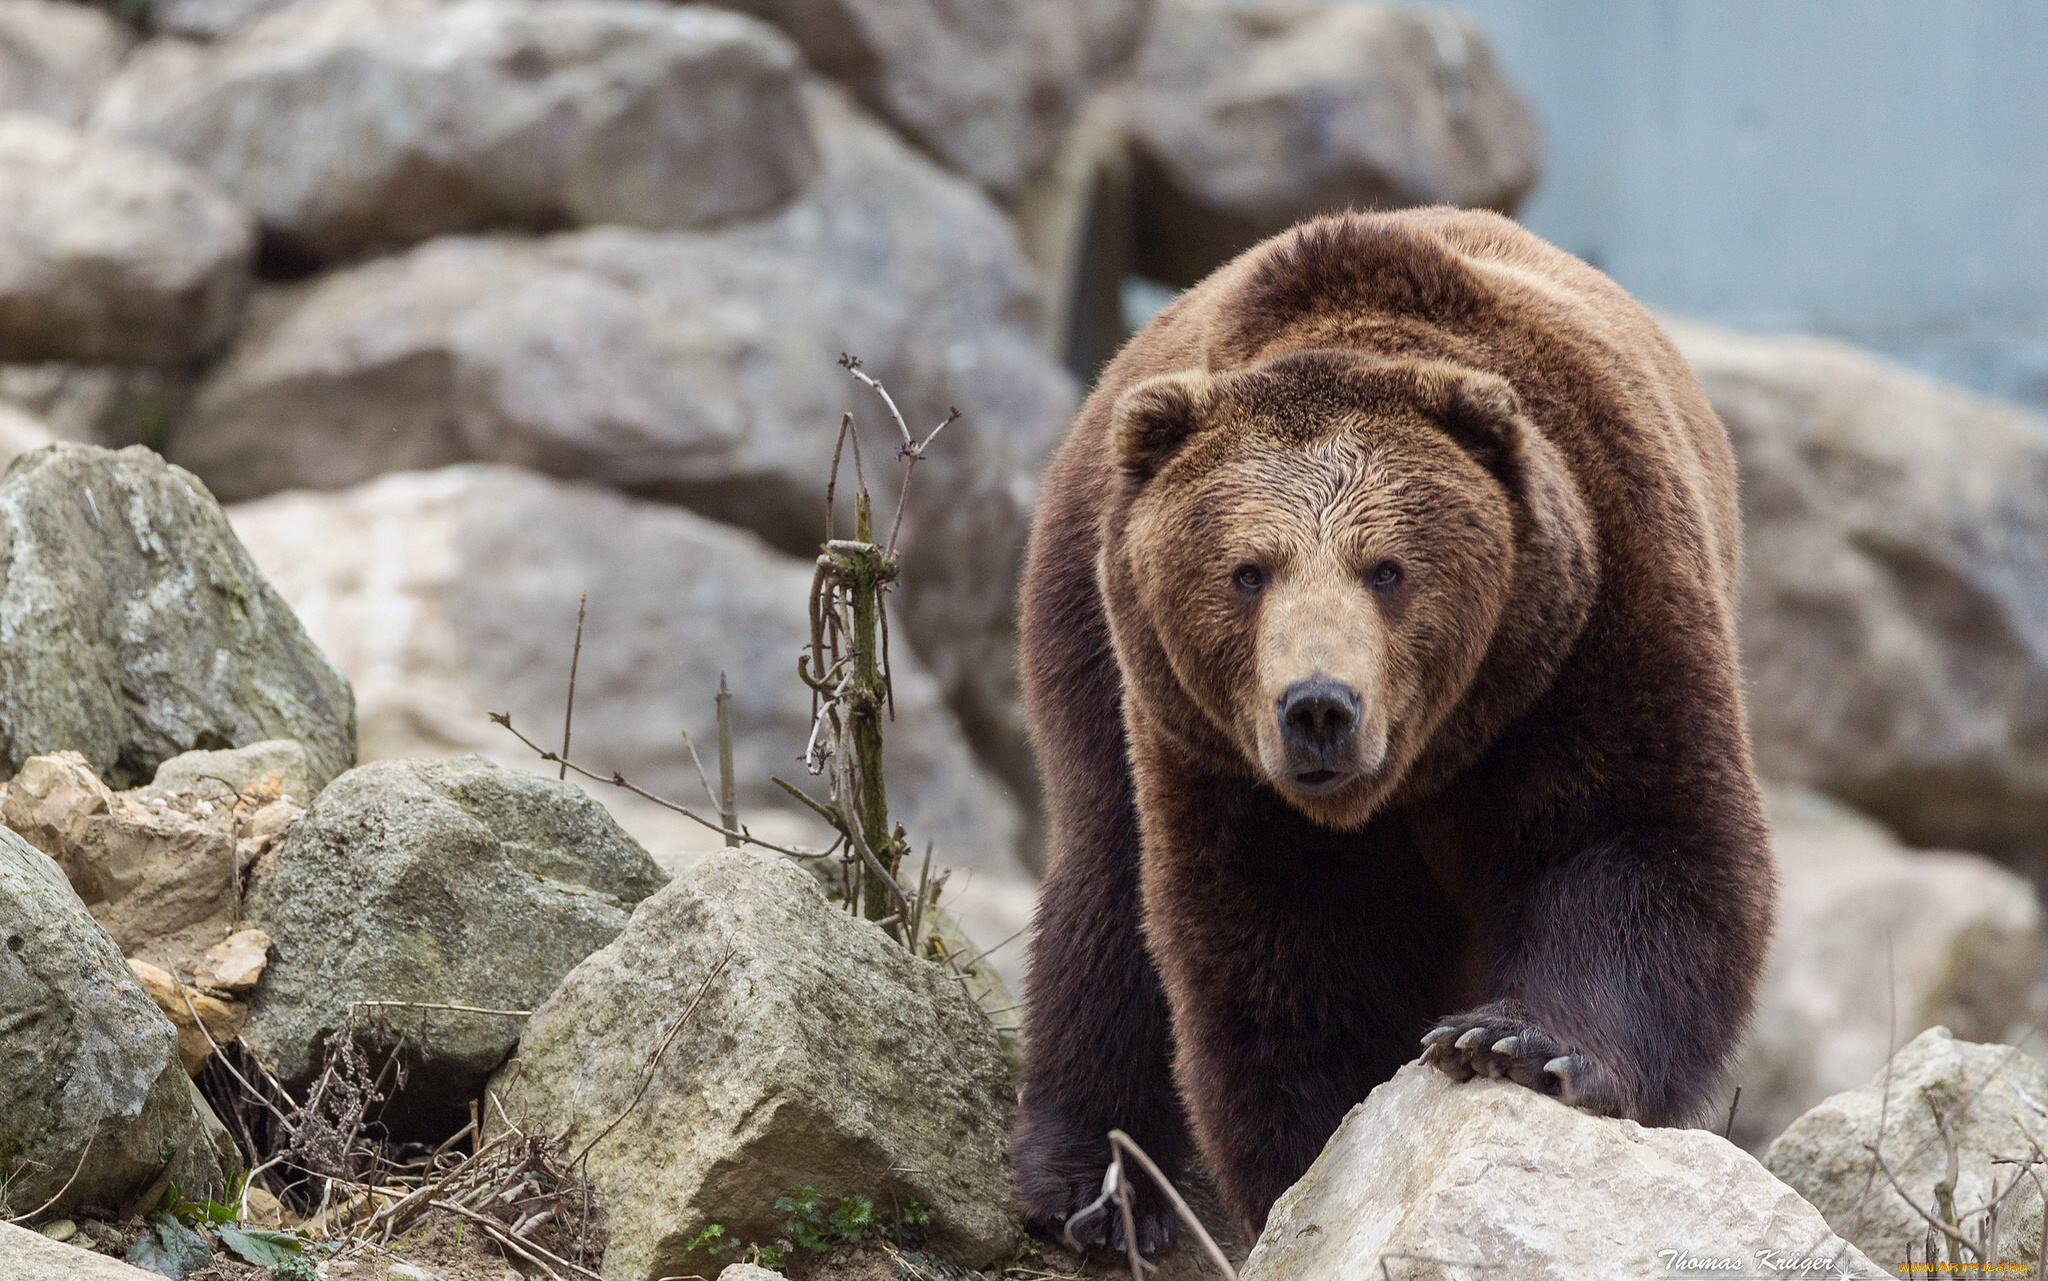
[1276,676,1370,791]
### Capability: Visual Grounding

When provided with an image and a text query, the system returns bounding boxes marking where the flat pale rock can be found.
[490,850,1017,1281]
[0,445,355,791]
[1767,1028,2048,1272]
[1125,0,1540,284]
[226,464,1028,878]
[0,1222,170,1280]
[0,827,235,1217]
[1241,1064,1884,1280]
[96,0,815,261]
[1727,787,2040,1151]
[0,0,134,125]
[1671,318,2048,875]
[0,115,253,366]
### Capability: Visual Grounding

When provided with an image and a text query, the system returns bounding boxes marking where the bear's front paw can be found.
[1419,1009,1626,1115]
[1014,1118,1179,1256]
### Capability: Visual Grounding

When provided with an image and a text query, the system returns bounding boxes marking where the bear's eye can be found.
[1231,564,1267,594]
[1368,561,1403,590]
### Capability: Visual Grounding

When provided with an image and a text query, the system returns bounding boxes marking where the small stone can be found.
[36,1221,74,1243]
[128,957,248,1075]
[242,1184,286,1229]
[194,928,273,993]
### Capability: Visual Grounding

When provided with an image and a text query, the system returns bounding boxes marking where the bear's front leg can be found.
[1418,824,1773,1126]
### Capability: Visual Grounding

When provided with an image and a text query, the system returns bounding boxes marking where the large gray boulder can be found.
[1728,787,2041,1154]
[241,755,667,1111]
[1767,1028,2048,1273]
[0,0,133,125]
[225,464,1029,879]
[489,849,1017,1281]
[1241,1064,1882,1280]
[183,84,1077,812]
[93,0,816,262]
[0,444,356,791]
[0,827,235,1218]
[0,114,254,367]
[1670,320,2048,878]
[1123,0,1540,285]
[717,0,1149,196]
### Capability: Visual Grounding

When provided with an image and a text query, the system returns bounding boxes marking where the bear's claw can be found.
[1419,1009,1625,1115]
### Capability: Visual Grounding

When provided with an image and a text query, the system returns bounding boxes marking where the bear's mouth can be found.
[1292,768,1345,792]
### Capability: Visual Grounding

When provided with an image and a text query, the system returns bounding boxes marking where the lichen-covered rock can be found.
[717,0,1149,195]
[0,115,254,367]
[1670,319,2048,877]
[180,85,1073,814]
[0,827,235,1218]
[94,0,816,262]
[1123,0,1540,284]
[490,850,1017,1281]
[1728,787,2041,1153]
[1767,1029,2048,1273]
[0,445,355,792]
[1241,1064,1882,1280]
[0,0,134,125]
[241,756,667,1114]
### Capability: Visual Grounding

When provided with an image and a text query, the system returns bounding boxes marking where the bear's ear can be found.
[1113,372,1214,482]
[1409,364,1531,481]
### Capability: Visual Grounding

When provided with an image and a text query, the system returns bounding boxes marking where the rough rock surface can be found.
[489,850,1017,1281]
[182,84,1075,810]
[0,0,133,125]
[1241,1064,1882,1280]
[0,115,254,367]
[0,444,355,791]
[1671,319,2048,877]
[0,827,234,1217]
[718,0,1149,195]
[1729,787,2041,1152]
[1124,0,1540,285]
[0,1223,169,1281]
[1767,1029,2048,1273]
[225,464,1029,878]
[95,0,815,262]
[241,755,667,1111]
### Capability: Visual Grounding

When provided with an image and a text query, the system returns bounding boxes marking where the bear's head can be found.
[1102,349,1598,829]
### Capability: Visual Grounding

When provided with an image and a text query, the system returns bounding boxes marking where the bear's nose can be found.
[1278,677,1362,755]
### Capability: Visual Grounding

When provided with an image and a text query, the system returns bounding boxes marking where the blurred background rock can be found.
[2,0,2045,1161]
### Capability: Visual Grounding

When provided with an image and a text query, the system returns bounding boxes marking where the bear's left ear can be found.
[1112,371,1214,483]
[1409,364,1531,481]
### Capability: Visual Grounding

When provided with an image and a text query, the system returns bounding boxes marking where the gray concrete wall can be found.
[1440,0,2048,406]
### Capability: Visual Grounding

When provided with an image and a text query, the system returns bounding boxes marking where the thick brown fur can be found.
[1013,208,1775,1244]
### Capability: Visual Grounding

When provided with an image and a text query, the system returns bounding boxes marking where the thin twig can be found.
[716,673,738,848]
[560,592,586,781]
[350,1001,532,1018]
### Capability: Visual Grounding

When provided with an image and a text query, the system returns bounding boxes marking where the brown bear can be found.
[1013,206,1776,1247]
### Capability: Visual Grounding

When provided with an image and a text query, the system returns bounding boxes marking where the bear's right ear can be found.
[1113,372,1213,483]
